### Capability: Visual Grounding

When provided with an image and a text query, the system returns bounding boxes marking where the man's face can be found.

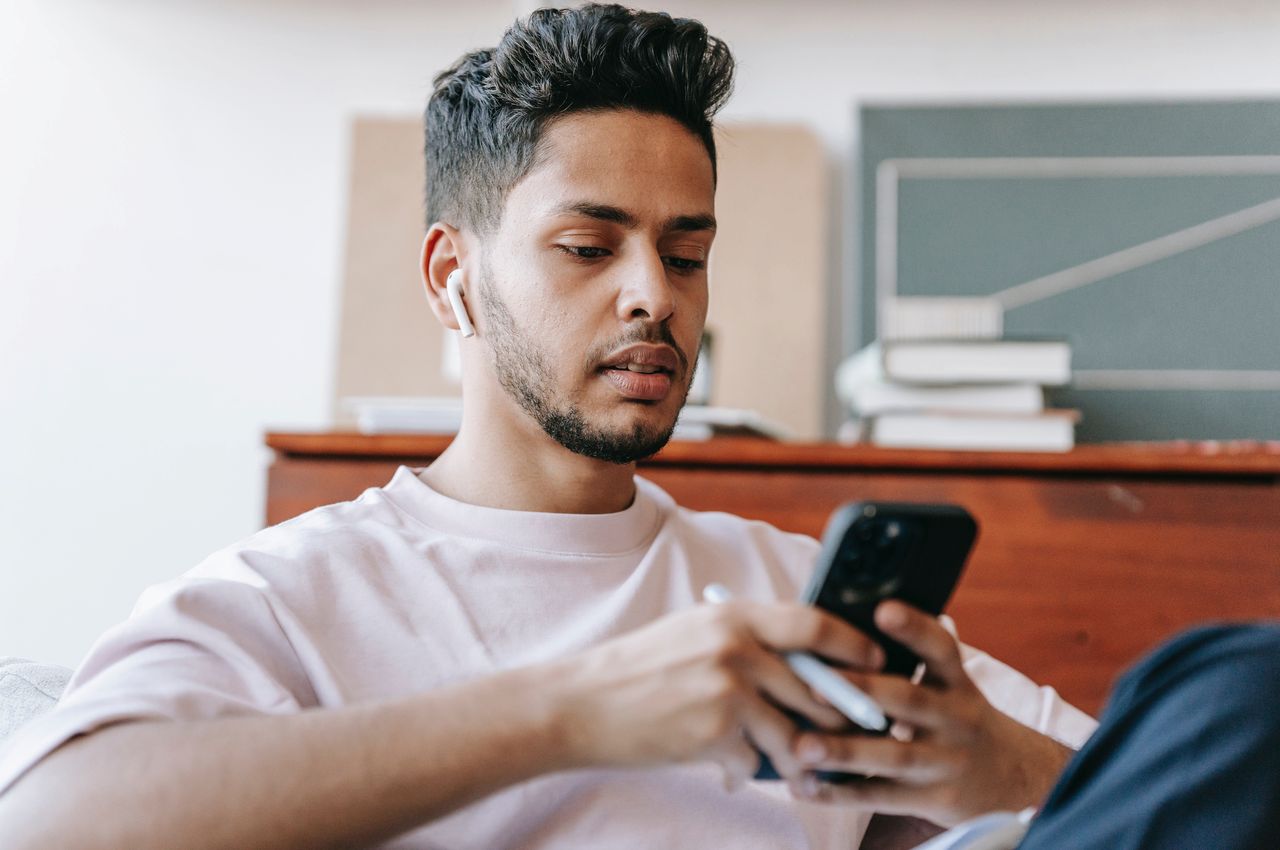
[473,109,715,464]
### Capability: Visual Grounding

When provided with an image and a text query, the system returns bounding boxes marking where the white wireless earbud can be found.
[445,269,475,338]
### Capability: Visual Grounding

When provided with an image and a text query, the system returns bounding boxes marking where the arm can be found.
[0,600,884,849]
[0,664,568,850]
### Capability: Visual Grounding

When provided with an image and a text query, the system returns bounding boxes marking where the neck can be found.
[420,401,640,515]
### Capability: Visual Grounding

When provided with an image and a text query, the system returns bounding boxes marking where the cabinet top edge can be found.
[265,432,1280,477]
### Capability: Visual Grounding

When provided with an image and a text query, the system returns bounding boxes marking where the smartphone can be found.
[754,501,978,782]
[804,501,978,679]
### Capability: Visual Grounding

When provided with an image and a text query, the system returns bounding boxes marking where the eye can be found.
[558,245,611,261]
[664,255,706,273]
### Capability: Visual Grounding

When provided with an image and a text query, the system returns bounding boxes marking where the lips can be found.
[599,344,680,401]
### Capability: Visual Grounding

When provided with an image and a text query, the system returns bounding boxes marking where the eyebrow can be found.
[552,202,716,233]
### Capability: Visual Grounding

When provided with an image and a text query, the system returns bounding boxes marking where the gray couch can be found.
[0,658,72,747]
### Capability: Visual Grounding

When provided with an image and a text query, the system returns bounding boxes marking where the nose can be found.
[616,250,676,323]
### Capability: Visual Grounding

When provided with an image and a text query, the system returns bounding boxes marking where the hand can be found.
[548,600,885,788]
[791,601,1074,826]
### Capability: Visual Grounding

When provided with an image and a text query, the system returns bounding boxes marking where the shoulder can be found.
[176,475,435,599]
[638,476,820,598]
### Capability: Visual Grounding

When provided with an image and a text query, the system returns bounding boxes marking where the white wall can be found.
[4,0,1280,667]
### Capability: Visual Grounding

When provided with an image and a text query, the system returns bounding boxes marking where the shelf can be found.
[265,432,1280,477]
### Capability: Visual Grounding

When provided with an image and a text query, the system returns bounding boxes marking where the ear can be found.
[421,223,473,334]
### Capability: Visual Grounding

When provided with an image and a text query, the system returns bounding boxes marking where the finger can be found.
[874,602,968,687]
[841,670,950,730]
[740,647,848,731]
[793,732,955,784]
[738,694,807,781]
[805,775,943,817]
[709,734,759,793]
[739,602,885,671]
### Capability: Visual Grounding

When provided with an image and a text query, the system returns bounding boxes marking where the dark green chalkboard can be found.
[859,101,1280,441]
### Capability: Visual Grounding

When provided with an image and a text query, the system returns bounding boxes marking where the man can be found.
[0,6,1094,848]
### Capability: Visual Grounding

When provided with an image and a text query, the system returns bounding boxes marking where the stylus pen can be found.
[701,583,888,732]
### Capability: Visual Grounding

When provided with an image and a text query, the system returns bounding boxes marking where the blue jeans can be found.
[1018,623,1280,849]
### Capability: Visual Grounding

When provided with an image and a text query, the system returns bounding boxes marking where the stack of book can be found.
[836,339,1077,452]
[673,405,791,441]
[343,396,463,434]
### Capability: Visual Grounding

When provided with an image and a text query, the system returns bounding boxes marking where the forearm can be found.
[0,664,569,850]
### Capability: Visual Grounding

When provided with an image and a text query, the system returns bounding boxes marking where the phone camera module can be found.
[832,518,905,606]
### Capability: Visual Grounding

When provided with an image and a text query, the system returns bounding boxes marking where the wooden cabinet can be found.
[266,433,1280,715]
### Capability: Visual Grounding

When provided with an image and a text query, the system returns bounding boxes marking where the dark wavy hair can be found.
[425,4,735,232]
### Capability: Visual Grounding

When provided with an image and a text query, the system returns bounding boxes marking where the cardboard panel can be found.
[331,118,455,424]
[709,124,828,439]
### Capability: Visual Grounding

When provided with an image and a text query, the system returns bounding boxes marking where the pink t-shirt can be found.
[0,468,1095,848]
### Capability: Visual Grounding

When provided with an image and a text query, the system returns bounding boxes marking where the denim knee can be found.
[1109,622,1280,728]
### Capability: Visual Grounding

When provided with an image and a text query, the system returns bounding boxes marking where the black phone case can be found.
[754,501,977,782]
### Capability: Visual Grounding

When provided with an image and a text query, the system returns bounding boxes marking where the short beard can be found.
[477,270,693,466]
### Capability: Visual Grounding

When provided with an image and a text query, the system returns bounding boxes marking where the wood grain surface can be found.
[266,432,1280,475]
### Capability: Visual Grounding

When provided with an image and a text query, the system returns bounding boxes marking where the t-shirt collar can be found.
[379,466,665,557]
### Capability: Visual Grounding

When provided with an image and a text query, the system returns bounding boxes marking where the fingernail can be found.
[801,773,821,799]
[876,602,906,630]
[797,737,826,764]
